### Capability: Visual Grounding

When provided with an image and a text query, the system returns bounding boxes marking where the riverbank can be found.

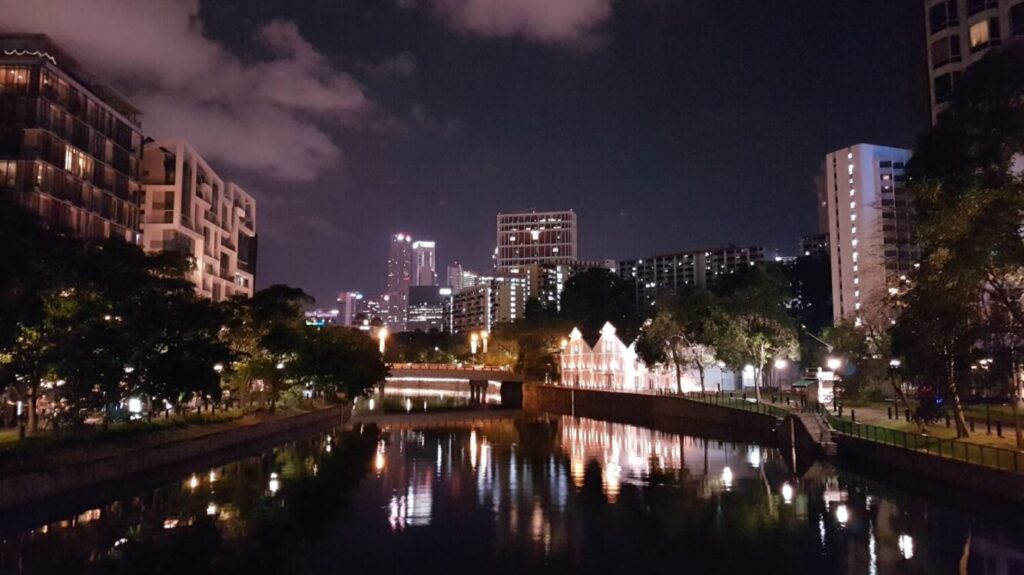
[0,404,347,510]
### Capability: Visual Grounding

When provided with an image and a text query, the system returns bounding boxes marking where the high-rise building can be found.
[825,144,915,325]
[335,291,365,326]
[141,139,257,301]
[406,286,450,332]
[446,262,479,291]
[924,0,1024,124]
[0,35,143,242]
[447,273,530,333]
[800,234,830,258]
[618,245,768,301]
[496,209,577,270]
[385,233,413,330]
[412,240,436,286]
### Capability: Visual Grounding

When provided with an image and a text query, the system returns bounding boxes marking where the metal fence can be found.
[825,413,1024,474]
[682,392,791,419]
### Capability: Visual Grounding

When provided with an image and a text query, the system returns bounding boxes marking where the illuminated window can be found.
[850,201,856,209]
[970,20,993,49]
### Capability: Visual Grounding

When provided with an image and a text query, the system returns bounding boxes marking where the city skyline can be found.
[4,0,927,306]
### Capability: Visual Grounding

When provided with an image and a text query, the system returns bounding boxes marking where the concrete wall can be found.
[0,406,344,509]
[524,385,778,441]
[835,434,1024,503]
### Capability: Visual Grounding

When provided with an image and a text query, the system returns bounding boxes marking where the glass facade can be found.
[0,47,143,242]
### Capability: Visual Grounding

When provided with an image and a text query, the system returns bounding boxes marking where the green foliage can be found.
[292,326,389,400]
[636,289,726,393]
[560,268,642,341]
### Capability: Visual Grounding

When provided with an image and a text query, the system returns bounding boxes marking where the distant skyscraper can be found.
[618,245,767,300]
[446,262,478,291]
[924,0,1024,124]
[386,233,413,330]
[825,144,914,325]
[412,240,437,286]
[335,291,365,326]
[406,286,450,332]
[496,209,577,270]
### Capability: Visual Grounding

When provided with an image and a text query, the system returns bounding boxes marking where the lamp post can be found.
[773,358,788,392]
[378,327,388,355]
[471,332,479,355]
[480,330,489,354]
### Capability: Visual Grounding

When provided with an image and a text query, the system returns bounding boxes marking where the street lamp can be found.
[213,363,224,373]
[826,357,842,371]
[889,358,901,369]
[774,358,788,370]
[470,332,479,355]
[480,330,489,354]
[378,327,388,355]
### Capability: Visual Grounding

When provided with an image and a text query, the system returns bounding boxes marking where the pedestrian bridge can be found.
[387,363,522,382]
[385,363,523,405]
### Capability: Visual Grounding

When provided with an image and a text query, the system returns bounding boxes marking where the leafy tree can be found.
[896,43,1024,439]
[560,268,642,340]
[636,289,725,394]
[292,327,389,400]
[715,265,798,402]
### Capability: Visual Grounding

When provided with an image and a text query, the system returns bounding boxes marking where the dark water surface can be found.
[2,413,1023,574]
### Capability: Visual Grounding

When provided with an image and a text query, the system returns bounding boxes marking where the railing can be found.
[391,363,514,373]
[823,410,1024,474]
[683,392,792,419]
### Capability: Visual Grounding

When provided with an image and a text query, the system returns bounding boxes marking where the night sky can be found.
[6,0,928,306]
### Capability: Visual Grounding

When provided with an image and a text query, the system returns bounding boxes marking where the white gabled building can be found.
[560,322,742,393]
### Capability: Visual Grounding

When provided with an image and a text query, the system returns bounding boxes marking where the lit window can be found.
[851,227,857,235]
[969,19,992,49]
[848,164,854,175]
[849,189,856,196]
[855,302,861,310]
[853,277,859,285]
[851,239,858,247]
[851,214,857,222]
[850,201,856,209]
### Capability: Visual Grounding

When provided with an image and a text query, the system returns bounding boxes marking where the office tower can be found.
[0,35,143,241]
[446,262,479,291]
[800,234,830,258]
[406,286,450,332]
[496,209,577,270]
[385,233,413,330]
[140,139,257,301]
[336,291,365,326]
[825,144,915,325]
[412,240,437,286]
[924,0,1024,123]
[447,273,530,333]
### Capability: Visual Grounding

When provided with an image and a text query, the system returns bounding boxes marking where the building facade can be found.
[412,241,436,286]
[406,286,450,332]
[446,262,479,292]
[924,0,1024,123]
[447,273,530,333]
[141,138,257,301]
[496,209,577,270]
[800,233,829,258]
[335,291,365,326]
[0,35,143,242]
[385,233,414,330]
[618,245,768,301]
[825,144,914,325]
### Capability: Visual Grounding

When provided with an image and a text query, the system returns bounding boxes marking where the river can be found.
[1,410,1023,574]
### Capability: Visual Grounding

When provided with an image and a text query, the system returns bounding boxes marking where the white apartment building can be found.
[825,144,914,325]
[496,209,578,270]
[141,139,257,301]
[924,0,1024,123]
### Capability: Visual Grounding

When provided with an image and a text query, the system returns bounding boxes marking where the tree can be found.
[896,43,1024,440]
[636,289,724,394]
[715,265,798,402]
[292,327,389,401]
[560,268,642,340]
[223,285,313,413]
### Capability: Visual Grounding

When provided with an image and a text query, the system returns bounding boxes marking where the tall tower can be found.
[825,144,914,326]
[386,233,413,330]
[412,240,437,286]
[923,0,1024,124]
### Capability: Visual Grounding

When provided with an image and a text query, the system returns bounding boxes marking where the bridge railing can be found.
[390,362,514,373]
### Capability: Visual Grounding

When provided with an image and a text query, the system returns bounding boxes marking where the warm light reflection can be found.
[835,504,849,525]
[375,440,387,472]
[470,429,479,469]
[781,482,794,504]
[268,472,280,494]
[188,474,199,490]
[721,466,733,490]
[898,534,915,560]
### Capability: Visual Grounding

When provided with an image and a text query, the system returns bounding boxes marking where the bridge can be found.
[385,363,523,405]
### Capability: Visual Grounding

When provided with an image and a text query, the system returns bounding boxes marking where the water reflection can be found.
[2,415,1024,574]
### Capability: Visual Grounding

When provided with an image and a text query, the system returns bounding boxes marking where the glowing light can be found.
[721,466,733,490]
[208,470,217,482]
[470,429,479,468]
[378,327,389,354]
[269,472,280,494]
[369,398,376,411]
[835,504,849,525]
[188,475,199,490]
[747,447,761,468]
[163,519,178,529]
[826,357,842,371]
[276,361,285,370]
[781,483,794,504]
[773,358,787,370]
[213,363,224,373]
[889,359,901,368]
[375,441,386,472]
[898,534,915,560]
[206,503,218,516]
[127,398,142,414]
